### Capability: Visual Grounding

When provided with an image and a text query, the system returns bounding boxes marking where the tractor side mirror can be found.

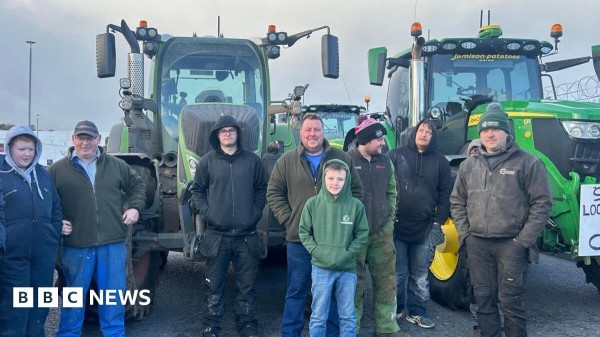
[96,33,116,78]
[368,47,387,86]
[592,45,600,80]
[322,34,339,79]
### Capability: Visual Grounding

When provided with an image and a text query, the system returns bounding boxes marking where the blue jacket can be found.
[0,125,62,259]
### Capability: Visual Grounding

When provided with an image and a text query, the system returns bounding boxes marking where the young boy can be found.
[299,159,369,337]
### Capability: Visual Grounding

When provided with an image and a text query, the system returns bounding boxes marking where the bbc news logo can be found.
[13,287,151,308]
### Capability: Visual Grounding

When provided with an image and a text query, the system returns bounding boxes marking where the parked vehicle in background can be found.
[367,15,600,308]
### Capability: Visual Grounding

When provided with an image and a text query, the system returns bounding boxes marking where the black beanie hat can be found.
[478,102,510,134]
[355,118,387,145]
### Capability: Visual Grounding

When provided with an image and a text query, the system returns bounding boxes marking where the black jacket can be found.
[347,147,396,233]
[190,115,267,236]
[388,120,452,243]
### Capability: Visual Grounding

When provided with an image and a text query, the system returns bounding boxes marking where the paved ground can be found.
[44,252,599,337]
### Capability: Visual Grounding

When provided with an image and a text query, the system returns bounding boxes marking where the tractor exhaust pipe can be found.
[163,151,178,168]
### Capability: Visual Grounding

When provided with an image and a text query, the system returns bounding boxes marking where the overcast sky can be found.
[1,0,599,131]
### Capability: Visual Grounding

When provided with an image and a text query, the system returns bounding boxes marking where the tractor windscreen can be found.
[386,53,542,121]
[157,38,267,138]
[428,54,542,113]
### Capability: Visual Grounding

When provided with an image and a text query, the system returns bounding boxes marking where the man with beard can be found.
[347,118,409,337]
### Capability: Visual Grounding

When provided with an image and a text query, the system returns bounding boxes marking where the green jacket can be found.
[299,159,369,272]
[49,147,146,248]
[267,140,364,242]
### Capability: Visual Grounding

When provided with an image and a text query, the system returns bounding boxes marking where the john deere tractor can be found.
[92,19,339,319]
[368,20,600,308]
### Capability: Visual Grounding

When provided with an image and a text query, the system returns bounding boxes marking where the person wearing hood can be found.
[267,113,363,337]
[299,159,369,337]
[49,120,146,337]
[451,103,552,337]
[190,114,267,337]
[388,120,452,329]
[0,125,67,336]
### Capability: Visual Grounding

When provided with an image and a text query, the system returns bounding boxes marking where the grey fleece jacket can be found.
[450,136,552,248]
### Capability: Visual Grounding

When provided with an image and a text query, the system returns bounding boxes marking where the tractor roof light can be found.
[442,42,457,50]
[411,22,422,38]
[268,25,276,33]
[461,41,477,50]
[422,44,438,53]
[540,41,553,55]
[506,42,521,51]
[144,41,158,57]
[266,45,280,59]
[139,20,148,28]
[551,24,563,39]
[364,96,371,103]
[522,44,536,51]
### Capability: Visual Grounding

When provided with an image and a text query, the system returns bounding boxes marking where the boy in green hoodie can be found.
[299,159,369,337]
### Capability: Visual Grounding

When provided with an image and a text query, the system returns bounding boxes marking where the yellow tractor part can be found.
[429,219,460,281]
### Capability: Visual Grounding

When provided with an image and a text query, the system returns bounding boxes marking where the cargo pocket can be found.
[501,271,525,299]
[199,232,222,259]
[245,232,262,258]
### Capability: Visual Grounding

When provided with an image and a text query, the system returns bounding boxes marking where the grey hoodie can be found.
[3,125,44,199]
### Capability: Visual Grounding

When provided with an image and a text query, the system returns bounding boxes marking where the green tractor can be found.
[368,20,600,308]
[94,19,339,319]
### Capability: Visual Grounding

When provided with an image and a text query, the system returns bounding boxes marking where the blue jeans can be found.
[281,242,339,337]
[310,266,356,337]
[57,242,127,337]
[394,237,431,317]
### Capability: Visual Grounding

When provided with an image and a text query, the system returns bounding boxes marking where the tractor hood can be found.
[469,100,600,124]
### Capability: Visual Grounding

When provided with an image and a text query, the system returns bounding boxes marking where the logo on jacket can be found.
[499,168,515,175]
[341,215,353,225]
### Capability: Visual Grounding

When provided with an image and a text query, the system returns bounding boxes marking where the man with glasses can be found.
[49,120,146,337]
[190,115,267,337]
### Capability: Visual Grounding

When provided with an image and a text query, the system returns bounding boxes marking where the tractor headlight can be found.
[189,157,199,177]
[590,125,600,138]
[561,121,600,139]
[428,106,442,119]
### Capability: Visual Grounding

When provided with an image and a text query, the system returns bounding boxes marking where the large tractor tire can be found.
[428,220,470,310]
[127,163,161,320]
[577,256,600,293]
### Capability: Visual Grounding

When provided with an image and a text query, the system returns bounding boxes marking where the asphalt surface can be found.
[44,252,599,337]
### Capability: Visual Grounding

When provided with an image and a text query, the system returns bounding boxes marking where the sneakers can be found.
[395,312,405,320]
[375,332,411,337]
[405,314,435,329]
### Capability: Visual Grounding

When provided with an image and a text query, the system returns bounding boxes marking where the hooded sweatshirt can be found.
[0,125,62,255]
[388,120,453,243]
[299,159,369,272]
[190,115,267,235]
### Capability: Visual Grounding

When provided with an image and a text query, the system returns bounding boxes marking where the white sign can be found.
[579,184,600,256]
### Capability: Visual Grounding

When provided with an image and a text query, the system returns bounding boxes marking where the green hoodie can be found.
[299,159,369,272]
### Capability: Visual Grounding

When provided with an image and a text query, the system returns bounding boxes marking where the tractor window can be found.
[387,66,410,121]
[157,38,266,138]
[428,54,542,112]
[318,112,357,143]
